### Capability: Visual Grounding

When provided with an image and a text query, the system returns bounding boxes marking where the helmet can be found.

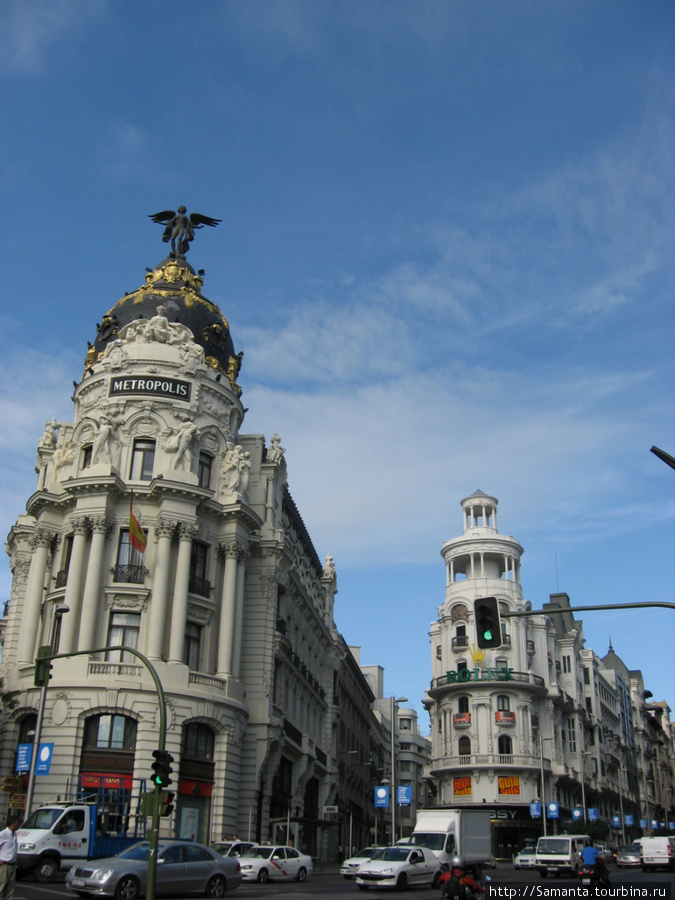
[450,855,465,870]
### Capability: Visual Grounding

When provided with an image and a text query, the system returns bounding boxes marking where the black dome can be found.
[86,257,238,378]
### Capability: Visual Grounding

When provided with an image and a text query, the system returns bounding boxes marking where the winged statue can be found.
[149,206,222,257]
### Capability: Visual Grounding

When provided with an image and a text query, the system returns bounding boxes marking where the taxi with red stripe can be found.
[238,845,313,883]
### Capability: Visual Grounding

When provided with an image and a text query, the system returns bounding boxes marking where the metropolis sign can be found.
[446,667,514,684]
[109,376,191,400]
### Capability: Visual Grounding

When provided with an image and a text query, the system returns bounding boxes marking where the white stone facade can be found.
[0,256,343,852]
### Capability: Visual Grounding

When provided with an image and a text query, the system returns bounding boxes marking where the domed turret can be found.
[84,256,241,388]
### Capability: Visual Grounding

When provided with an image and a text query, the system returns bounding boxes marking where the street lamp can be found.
[390,696,408,845]
[25,604,69,817]
[539,736,554,837]
[580,751,591,824]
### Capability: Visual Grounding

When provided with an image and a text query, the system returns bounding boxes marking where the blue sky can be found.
[1,1,674,728]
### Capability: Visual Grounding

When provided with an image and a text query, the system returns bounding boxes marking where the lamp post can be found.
[390,696,408,845]
[580,751,591,824]
[25,604,69,818]
[338,750,357,853]
[539,736,554,837]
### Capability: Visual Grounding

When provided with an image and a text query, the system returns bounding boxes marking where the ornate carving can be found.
[104,594,148,612]
[266,433,285,465]
[31,529,56,551]
[90,517,113,536]
[165,417,199,471]
[219,446,250,501]
[187,604,213,626]
[178,523,199,542]
[155,518,177,540]
[37,419,58,450]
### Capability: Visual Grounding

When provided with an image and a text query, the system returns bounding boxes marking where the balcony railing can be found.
[433,753,543,769]
[112,564,145,584]
[430,670,546,691]
[452,635,469,649]
[453,713,471,728]
[189,575,211,597]
[495,711,516,725]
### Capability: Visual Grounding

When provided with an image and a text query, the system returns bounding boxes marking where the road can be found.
[14,864,675,900]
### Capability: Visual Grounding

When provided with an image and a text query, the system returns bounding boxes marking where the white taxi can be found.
[355,845,441,891]
[238,845,313,883]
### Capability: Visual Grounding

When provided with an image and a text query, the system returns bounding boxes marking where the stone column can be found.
[231,548,250,678]
[216,543,240,676]
[77,516,112,651]
[147,519,176,660]
[168,523,197,664]
[60,518,91,654]
[18,530,55,664]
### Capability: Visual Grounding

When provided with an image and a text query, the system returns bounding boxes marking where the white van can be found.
[640,836,675,871]
[535,835,589,878]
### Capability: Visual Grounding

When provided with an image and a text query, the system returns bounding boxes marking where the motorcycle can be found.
[579,863,611,889]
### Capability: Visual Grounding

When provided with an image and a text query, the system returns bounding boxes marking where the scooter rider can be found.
[439,855,484,900]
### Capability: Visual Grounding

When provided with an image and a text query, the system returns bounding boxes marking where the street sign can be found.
[547,802,559,819]
[529,801,541,818]
[374,786,390,808]
[397,786,412,806]
[17,743,54,775]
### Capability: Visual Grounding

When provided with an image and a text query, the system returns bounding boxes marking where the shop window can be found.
[130,438,155,481]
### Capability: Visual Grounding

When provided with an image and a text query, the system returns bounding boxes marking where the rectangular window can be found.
[583,667,590,685]
[106,612,141,663]
[130,439,155,481]
[81,445,93,470]
[189,542,210,596]
[114,530,145,583]
[568,718,577,753]
[198,452,213,489]
[184,621,202,670]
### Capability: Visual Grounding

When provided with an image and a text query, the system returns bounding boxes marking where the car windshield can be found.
[537,839,569,855]
[520,848,535,855]
[242,847,273,859]
[117,843,152,861]
[21,808,67,831]
[408,832,446,851]
[371,848,410,862]
[353,848,376,858]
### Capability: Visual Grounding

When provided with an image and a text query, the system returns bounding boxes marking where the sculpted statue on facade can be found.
[148,206,221,258]
[266,433,285,465]
[91,410,124,466]
[38,419,58,450]
[322,554,336,579]
[52,439,76,480]
[220,445,251,500]
[180,340,205,374]
[106,339,128,370]
[166,418,199,471]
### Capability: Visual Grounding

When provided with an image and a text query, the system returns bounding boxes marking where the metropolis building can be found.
[0,223,348,851]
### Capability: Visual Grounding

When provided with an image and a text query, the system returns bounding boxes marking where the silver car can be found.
[65,840,242,898]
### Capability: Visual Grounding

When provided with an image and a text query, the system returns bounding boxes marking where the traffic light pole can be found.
[502,601,675,618]
[30,644,166,900]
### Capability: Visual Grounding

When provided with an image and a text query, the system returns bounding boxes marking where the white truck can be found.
[17,783,147,882]
[405,808,494,875]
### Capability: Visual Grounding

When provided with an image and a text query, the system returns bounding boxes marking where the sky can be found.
[1,0,674,730]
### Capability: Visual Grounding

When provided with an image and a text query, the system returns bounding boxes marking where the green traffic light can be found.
[483,630,493,641]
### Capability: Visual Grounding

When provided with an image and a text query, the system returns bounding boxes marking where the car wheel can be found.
[295,867,307,882]
[358,885,369,891]
[36,857,59,883]
[115,875,141,900]
[257,867,269,883]
[431,871,441,889]
[395,872,407,891]
[205,874,227,897]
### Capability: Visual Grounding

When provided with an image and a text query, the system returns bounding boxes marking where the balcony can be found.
[431,753,543,771]
[452,635,469,650]
[495,711,516,726]
[112,564,145,584]
[453,712,471,728]
[189,575,211,597]
[430,670,546,694]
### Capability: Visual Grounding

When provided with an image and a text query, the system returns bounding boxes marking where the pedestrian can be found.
[0,815,21,900]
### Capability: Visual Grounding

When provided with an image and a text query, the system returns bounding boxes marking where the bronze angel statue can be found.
[149,206,221,257]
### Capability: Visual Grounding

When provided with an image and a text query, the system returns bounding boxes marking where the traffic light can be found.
[160,792,175,817]
[1,777,21,793]
[474,597,502,649]
[34,645,53,687]
[151,749,174,788]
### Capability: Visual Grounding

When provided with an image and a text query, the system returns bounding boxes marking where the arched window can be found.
[458,736,471,758]
[497,695,510,711]
[458,696,469,714]
[182,723,215,761]
[498,734,512,755]
[18,714,37,745]
[84,714,136,750]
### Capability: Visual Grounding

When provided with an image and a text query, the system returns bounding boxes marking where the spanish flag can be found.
[129,495,147,554]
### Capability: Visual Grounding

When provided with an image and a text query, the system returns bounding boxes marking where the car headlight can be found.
[90,868,113,882]
[19,843,35,851]
[380,867,394,875]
